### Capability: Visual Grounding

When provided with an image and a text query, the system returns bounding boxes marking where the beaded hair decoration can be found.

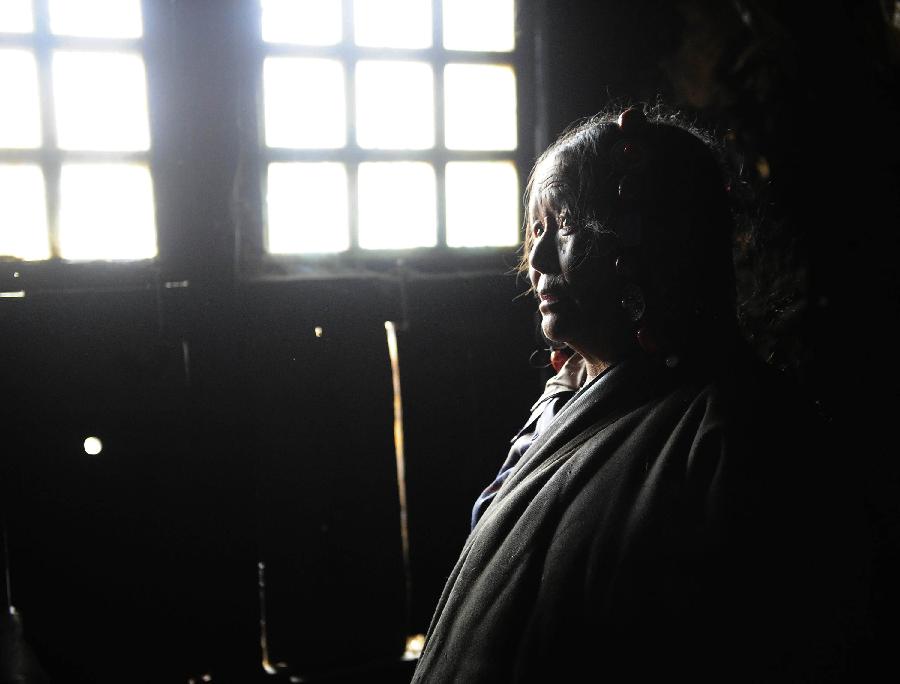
[608,107,649,249]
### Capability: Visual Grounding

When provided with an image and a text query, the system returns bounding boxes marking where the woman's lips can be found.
[538,291,566,313]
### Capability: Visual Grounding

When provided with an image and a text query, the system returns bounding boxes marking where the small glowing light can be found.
[53,51,151,152]
[444,64,517,150]
[264,58,345,149]
[59,163,157,261]
[13,272,20,278]
[0,164,50,260]
[201,675,212,683]
[0,291,25,298]
[83,436,103,455]
[261,0,341,45]
[355,61,434,150]
[314,326,324,338]
[443,0,515,52]
[358,162,436,249]
[403,633,426,660]
[354,0,431,49]
[0,50,42,149]
[49,0,142,39]
[266,162,349,253]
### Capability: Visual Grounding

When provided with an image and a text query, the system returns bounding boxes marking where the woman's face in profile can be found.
[527,154,622,358]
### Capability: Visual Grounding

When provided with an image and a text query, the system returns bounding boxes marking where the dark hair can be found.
[521,105,738,348]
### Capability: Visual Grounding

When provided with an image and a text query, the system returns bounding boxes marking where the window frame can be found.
[240,0,537,278]
[0,0,155,265]
[0,1,541,293]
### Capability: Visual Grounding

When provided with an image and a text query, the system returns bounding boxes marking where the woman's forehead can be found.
[529,155,575,217]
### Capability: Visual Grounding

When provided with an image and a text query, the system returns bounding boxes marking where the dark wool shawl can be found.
[413,353,861,683]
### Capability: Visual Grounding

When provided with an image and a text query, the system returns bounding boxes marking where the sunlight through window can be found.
[53,51,150,151]
[354,0,431,49]
[49,0,142,39]
[358,163,436,249]
[0,165,50,261]
[261,0,342,45]
[59,164,156,261]
[0,50,41,148]
[356,61,434,149]
[256,0,520,256]
[0,0,33,33]
[445,64,517,150]
[446,162,519,247]
[264,58,346,149]
[443,0,515,52]
[267,163,349,254]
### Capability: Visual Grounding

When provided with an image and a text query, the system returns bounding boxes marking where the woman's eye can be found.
[532,222,545,237]
[559,214,577,234]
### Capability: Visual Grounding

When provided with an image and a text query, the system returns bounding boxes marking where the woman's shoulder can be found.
[673,344,821,434]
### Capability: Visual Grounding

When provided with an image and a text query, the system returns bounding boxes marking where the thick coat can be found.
[413,352,863,683]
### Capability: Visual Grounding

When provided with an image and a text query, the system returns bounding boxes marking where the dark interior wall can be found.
[0,274,536,682]
[535,0,900,677]
[2,1,898,682]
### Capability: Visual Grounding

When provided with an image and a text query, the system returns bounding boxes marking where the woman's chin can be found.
[541,316,573,346]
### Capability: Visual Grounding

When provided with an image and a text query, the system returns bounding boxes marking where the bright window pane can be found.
[356,61,433,149]
[267,163,349,254]
[358,162,436,249]
[0,165,50,260]
[0,50,41,149]
[0,0,33,33]
[446,162,518,247]
[264,58,345,149]
[261,0,342,45]
[354,0,431,48]
[49,0,142,38]
[53,51,150,151]
[59,164,156,261]
[443,0,515,52]
[444,63,516,150]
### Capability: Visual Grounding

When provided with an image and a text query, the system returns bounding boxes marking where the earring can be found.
[620,282,646,323]
[529,347,552,369]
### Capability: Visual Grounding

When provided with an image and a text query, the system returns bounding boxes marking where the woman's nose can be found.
[529,230,558,275]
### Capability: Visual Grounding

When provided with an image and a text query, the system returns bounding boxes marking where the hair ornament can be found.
[611,108,649,180]
[617,107,648,135]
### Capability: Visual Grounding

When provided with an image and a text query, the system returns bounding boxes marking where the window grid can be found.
[258,0,520,255]
[0,0,149,260]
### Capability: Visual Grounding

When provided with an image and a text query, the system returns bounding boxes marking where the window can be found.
[258,0,521,255]
[0,0,156,263]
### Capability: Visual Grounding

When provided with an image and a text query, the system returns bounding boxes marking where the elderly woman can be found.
[412,109,860,682]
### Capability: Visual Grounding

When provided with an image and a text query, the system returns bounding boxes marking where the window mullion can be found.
[431,0,447,248]
[340,0,357,251]
[32,0,60,259]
